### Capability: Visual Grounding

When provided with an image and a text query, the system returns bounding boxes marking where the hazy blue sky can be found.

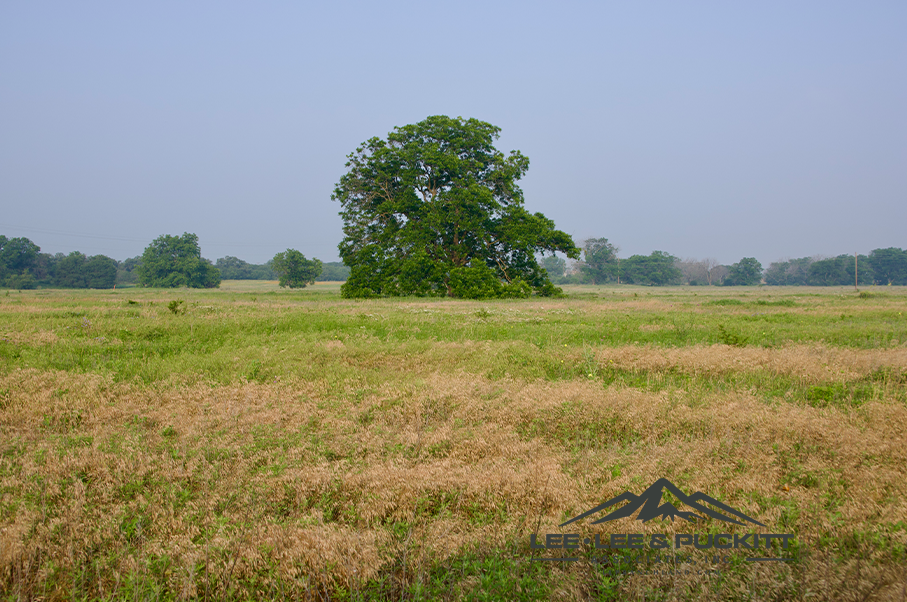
[2,1,904,266]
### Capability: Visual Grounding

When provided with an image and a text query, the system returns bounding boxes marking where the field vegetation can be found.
[1,282,906,600]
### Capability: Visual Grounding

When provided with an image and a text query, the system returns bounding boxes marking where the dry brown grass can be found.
[594,343,907,383]
[1,285,905,598]
[2,357,906,599]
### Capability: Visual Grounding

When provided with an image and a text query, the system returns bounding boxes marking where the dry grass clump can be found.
[2,360,907,599]
[594,344,907,384]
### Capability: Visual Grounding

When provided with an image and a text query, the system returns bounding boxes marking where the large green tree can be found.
[137,233,220,288]
[271,250,322,288]
[332,116,579,298]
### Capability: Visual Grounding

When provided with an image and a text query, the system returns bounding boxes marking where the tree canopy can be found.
[137,233,220,288]
[725,257,763,286]
[619,251,682,286]
[215,256,276,280]
[271,250,322,288]
[332,115,578,298]
[868,248,907,285]
[540,255,566,281]
[0,236,40,284]
[580,238,618,284]
[316,262,351,282]
[54,252,117,289]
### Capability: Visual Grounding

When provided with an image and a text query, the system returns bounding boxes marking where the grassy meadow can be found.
[1,282,906,600]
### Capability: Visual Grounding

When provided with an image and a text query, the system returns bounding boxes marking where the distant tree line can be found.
[763,250,907,286]
[1,233,348,289]
[0,235,117,289]
[215,256,277,280]
[541,238,907,287]
[5,231,904,290]
[213,256,350,282]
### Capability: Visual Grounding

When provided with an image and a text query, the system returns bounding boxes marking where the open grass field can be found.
[1,283,906,601]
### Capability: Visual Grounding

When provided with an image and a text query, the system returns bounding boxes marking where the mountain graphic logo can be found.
[560,478,765,527]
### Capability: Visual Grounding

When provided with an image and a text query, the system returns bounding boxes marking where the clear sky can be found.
[2,1,904,266]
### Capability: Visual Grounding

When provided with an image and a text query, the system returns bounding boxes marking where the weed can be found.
[716,324,748,347]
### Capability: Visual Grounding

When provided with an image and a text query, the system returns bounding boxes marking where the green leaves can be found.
[580,238,619,284]
[333,116,578,298]
[620,251,683,286]
[725,257,763,286]
[271,249,322,288]
[137,233,221,288]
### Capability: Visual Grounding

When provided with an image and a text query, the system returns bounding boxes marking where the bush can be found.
[5,273,37,290]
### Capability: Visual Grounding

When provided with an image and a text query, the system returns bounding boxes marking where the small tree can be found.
[725,257,763,286]
[138,233,221,288]
[271,250,322,288]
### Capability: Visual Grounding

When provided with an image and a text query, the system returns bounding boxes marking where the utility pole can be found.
[855,252,858,291]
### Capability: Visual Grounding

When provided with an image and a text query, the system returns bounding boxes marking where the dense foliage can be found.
[868,248,907,285]
[765,254,882,286]
[332,116,578,298]
[1,236,117,289]
[316,262,351,282]
[137,233,221,288]
[271,249,322,288]
[725,257,764,286]
[540,255,566,281]
[620,251,683,286]
[51,252,117,288]
[579,238,619,284]
[215,256,277,280]
[4,231,907,289]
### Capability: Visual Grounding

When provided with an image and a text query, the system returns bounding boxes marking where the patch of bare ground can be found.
[2,367,906,598]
